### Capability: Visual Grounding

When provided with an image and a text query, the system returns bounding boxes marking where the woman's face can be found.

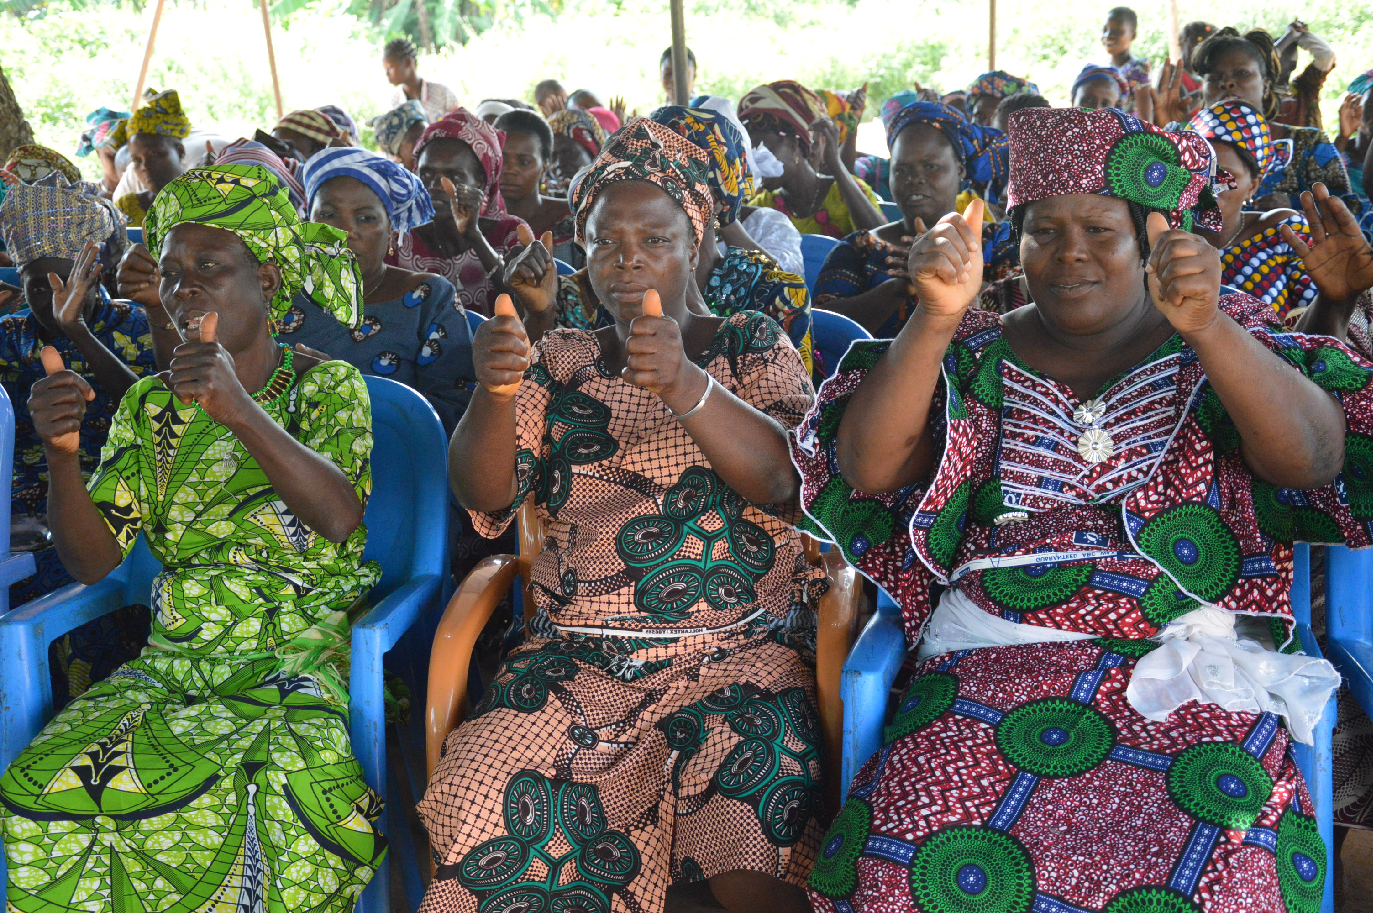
[398,123,426,172]
[500,131,545,204]
[20,257,88,336]
[272,127,323,163]
[309,176,391,277]
[1072,76,1123,111]
[549,135,594,190]
[585,181,698,324]
[128,132,185,192]
[383,53,415,87]
[889,124,964,229]
[1101,15,1134,56]
[1202,46,1267,111]
[1208,140,1260,235]
[1020,194,1149,335]
[158,223,278,352]
[417,137,487,226]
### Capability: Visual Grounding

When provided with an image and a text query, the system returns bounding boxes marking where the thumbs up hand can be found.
[622,289,707,411]
[502,222,558,315]
[1145,212,1223,335]
[475,294,530,398]
[30,346,95,455]
[168,311,255,423]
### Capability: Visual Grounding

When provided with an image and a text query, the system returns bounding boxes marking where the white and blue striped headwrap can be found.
[299,147,434,234]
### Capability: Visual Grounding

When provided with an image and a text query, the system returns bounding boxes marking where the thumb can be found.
[199,311,218,343]
[205,140,215,159]
[1145,212,1170,252]
[47,272,64,294]
[913,216,929,235]
[41,345,65,376]
[516,221,535,247]
[641,289,663,318]
[963,198,986,231]
[493,293,519,319]
[540,230,553,254]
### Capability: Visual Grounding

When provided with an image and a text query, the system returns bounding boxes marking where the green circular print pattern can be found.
[504,770,554,846]
[981,563,1094,613]
[1104,132,1190,211]
[1104,886,1202,913]
[907,825,1036,913]
[884,672,960,745]
[458,836,531,891]
[760,776,814,846]
[557,782,608,845]
[1276,813,1326,913]
[480,883,550,913]
[1166,742,1273,829]
[809,798,872,899]
[994,699,1115,778]
[715,739,780,798]
[1135,504,1242,603]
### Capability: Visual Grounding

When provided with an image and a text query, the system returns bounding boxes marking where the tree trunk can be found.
[415,0,436,52]
[0,65,35,162]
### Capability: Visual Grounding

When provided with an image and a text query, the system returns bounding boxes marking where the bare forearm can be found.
[61,323,139,399]
[671,374,801,505]
[225,406,364,542]
[45,449,123,583]
[1293,291,1363,341]
[1186,311,1346,487]
[836,308,961,492]
[448,387,519,511]
[467,230,504,274]
[829,169,885,232]
[144,307,184,371]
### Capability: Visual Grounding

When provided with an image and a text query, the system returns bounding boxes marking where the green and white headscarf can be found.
[145,163,362,328]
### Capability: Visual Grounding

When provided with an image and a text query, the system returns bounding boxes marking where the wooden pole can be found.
[1166,0,1181,62]
[669,0,689,106]
[259,0,284,120]
[988,0,996,70]
[131,0,167,112]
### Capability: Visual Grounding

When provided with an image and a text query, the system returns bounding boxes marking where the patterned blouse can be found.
[749,177,884,239]
[1221,213,1317,322]
[1257,126,1366,233]
[386,215,528,317]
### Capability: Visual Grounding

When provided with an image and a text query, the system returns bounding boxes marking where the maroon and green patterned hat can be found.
[1005,106,1223,232]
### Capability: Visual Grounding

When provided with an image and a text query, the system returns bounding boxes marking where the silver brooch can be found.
[1077,427,1115,464]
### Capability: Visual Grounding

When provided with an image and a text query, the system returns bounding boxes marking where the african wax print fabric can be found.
[76,107,130,157]
[1072,65,1131,106]
[818,89,857,146]
[275,109,345,146]
[385,217,524,317]
[793,295,1373,913]
[416,312,825,913]
[0,360,387,913]
[1254,126,1367,234]
[748,176,884,239]
[3,296,156,607]
[113,192,150,229]
[414,108,512,219]
[1221,213,1317,322]
[650,105,755,227]
[317,105,360,144]
[1189,100,1292,180]
[0,177,123,267]
[3,144,81,185]
[373,99,429,156]
[215,138,308,214]
[853,154,892,201]
[1351,69,1373,100]
[569,117,714,246]
[549,249,814,375]
[1005,106,1224,232]
[1333,688,1373,828]
[145,164,363,329]
[813,206,1015,339]
[882,98,1002,189]
[280,275,475,433]
[127,89,192,139]
[387,80,459,124]
[1115,54,1153,111]
[967,70,1040,102]
[300,147,435,233]
[547,109,607,160]
[737,80,828,150]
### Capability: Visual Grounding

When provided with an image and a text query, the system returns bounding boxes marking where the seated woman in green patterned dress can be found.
[420,118,823,913]
[0,164,387,912]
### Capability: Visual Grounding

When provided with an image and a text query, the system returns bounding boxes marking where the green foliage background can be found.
[4,0,1372,180]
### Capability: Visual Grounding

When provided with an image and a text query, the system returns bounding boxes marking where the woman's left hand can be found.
[47,241,103,332]
[440,177,485,239]
[622,291,707,411]
[813,118,843,174]
[1146,212,1223,334]
[168,313,254,423]
[1282,182,1373,303]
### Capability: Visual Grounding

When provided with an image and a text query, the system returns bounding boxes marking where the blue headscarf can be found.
[649,105,754,226]
[1071,65,1131,106]
[880,96,999,187]
[299,147,434,234]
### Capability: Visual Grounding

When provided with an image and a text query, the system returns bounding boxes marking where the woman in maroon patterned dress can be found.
[795,106,1373,913]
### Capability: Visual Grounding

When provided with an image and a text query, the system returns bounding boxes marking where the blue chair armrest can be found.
[840,608,907,794]
[0,552,36,592]
[0,575,129,770]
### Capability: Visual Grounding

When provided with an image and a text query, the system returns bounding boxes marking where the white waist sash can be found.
[917,588,1339,744]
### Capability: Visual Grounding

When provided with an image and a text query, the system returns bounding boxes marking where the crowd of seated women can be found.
[3,12,1373,913]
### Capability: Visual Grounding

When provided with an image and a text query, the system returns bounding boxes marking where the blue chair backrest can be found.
[801,234,841,292]
[879,201,902,222]
[0,385,13,550]
[466,309,486,335]
[811,309,872,380]
[127,227,143,246]
[554,258,575,276]
[0,267,18,289]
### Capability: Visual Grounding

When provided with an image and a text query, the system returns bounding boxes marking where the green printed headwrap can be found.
[145,163,362,328]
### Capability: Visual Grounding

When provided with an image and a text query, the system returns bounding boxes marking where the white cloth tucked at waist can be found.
[917,587,1339,744]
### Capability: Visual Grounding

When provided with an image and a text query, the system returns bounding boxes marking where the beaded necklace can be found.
[253,344,296,408]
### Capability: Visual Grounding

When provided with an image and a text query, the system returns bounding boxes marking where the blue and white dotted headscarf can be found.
[299,147,434,234]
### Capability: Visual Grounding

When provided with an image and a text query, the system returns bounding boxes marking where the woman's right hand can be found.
[474,297,531,397]
[117,243,163,311]
[1151,61,1191,126]
[503,223,557,315]
[1338,94,1364,143]
[30,347,94,455]
[907,201,984,319]
[440,177,485,239]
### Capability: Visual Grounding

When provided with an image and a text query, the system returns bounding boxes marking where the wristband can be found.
[670,375,715,421]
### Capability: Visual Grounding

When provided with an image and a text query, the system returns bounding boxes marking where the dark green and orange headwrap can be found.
[145,163,362,328]
[569,117,714,247]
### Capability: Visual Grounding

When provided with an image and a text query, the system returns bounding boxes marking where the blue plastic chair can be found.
[811,309,872,380]
[554,258,575,276]
[0,385,37,608]
[801,234,841,293]
[466,308,486,335]
[841,543,1338,913]
[126,227,143,246]
[0,375,449,913]
[0,267,18,288]
[879,201,902,222]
